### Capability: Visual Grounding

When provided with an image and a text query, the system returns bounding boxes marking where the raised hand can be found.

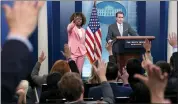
[73,16,80,24]
[38,51,46,63]
[168,32,177,47]
[61,44,71,59]
[143,39,151,51]
[119,67,129,84]
[16,80,29,104]
[134,62,169,103]
[92,59,107,82]
[3,1,45,38]
[141,54,152,70]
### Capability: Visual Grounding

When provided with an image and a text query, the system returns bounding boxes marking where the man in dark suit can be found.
[106,11,138,65]
[1,1,44,103]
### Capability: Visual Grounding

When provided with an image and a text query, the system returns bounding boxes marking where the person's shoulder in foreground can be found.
[1,1,44,103]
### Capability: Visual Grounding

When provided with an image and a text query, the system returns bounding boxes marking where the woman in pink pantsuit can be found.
[67,12,87,74]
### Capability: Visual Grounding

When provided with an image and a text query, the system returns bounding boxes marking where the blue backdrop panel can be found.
[137,1,146,36]
[159,1,168,61]
[47,1,61,70]
[145,1,168,63]
[47,1,76,70]
[75,1,82,12]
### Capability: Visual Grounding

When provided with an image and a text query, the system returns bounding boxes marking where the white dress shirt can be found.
[117,22,123,36]
[78,28,83,39]
[173,47,177,53]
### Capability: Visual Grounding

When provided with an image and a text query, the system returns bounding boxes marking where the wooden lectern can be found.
[114,36,155,70]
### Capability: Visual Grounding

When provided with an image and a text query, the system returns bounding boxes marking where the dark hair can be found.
[47,72,62,88]
[106,62,119,80]
[58,72,83,101]
[156,61,171,74]
[170,56,174,68]
[70,12,86,26]
[126,58,143,83]
[116,11,124,17]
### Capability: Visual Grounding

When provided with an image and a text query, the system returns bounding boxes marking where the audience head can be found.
[50,60,70,76]
[88,60,101,84]
[47,72,61,88]
[126,58,144,83]
[70,12,86,26]
[106,62,119,81]
[58,72,84,102]
[116,11,124,24]
[156,61,171,75]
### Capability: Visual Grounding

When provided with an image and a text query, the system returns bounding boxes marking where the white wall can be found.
[38,2,49,75]
[167,1,177,62]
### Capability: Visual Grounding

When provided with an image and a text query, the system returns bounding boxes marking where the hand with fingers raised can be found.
[119,67,129,85]
[38,51,46,64]
[92,59,107,82]
[134,61,170,103]
[141,54,152,70]
[168,32,177,48]
[143,39,151,52]
[61,44,71,59]
[3,1,45,38]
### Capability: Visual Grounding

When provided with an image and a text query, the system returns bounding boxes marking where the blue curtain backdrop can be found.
[145,1,168,62]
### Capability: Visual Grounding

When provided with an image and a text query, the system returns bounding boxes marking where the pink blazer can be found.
[67,21,87,55]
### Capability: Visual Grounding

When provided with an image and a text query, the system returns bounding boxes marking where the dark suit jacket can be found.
[88,83,132,100]
[1,40,33,102]
[106,22,138,53]
[171,52,178,77]
[166,52,178,95]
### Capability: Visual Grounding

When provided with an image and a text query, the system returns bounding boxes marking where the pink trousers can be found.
[71,48,85,74]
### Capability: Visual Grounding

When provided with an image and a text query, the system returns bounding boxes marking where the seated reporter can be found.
[58,59,114,104]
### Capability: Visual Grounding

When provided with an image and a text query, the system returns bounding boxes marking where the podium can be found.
[113,36,155,70]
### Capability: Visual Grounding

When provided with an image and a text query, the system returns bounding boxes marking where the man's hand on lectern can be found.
[105,43,112,55]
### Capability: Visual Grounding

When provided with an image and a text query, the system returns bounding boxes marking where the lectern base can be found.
[116,53,140,71]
